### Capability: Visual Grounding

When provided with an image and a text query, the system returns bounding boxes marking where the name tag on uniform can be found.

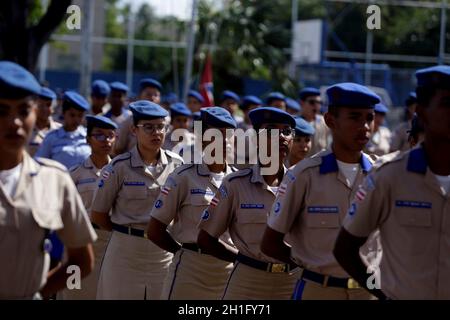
[307,206,339,214]
[395,200,432,209]
[240,203,265,209]
[190,189,215,196]
[123,181,146,186]
[77,178,96,185]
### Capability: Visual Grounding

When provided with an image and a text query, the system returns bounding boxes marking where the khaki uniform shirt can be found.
[306,114,330,157]
[70,156,110,215]
[268,150,378,278]
[343,145,450,299]
[199,164,288,264]
[0,153,97,299]
[150,162,236,244]
[91,146,184,226]
[390,121,410,152]
[365,126,392,156]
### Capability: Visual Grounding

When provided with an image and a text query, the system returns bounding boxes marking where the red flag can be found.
[199,53,214,107]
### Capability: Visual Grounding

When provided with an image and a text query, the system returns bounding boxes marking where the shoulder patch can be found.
[111,152,131,167]
[228,168,252,182]
[35,157,68,172]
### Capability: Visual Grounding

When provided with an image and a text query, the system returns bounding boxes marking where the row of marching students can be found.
[2,59,448,300]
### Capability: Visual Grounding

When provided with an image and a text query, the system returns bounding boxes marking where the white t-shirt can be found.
[336,160,360,187]
[0,163,23,198]
[434,173,450,195]
[210,171,225,186]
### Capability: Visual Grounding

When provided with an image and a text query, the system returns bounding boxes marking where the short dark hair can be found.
[326,105,340,117]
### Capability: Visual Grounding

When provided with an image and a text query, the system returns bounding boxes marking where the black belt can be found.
[236,253,297,273]
[301,269,361,289]
[111,223,147,239]
[181,243,202,254]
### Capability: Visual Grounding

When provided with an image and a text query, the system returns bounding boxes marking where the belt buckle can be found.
[347,278,361,289]
[270,263,286,273]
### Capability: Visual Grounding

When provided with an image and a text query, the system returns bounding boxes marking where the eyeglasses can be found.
[136,123,168,134]
[90,133,116,141]
[260,127,295,137]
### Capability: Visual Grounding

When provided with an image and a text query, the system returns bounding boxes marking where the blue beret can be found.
[91,80,110,97]
[170,102,192,117]
[0,61,41,99]
[63,91,90,111]
[285,97,301,111]
[299,87,320,100]
[38,87,57,101]
[192,111,201,121]
[266,92,286,104]
[294,116,315,136]
[110,81,129,93]
[374,103,389,114]
[139,78,162,91]
[129,100,168,120]
[201,107,237,128]
[242,95,262,108]
[416,65,450,88]
[86,115,118,130]
[188,90,204,103]
[326,83,380,108]
[249,106,296,128]
[162,92,178,104]
[221,90,240,103]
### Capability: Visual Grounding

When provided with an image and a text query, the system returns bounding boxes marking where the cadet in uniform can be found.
[365,103,392,156]
[285,97,301,116]
[198,107,300,300]
[103,81,130,127]
[114,78,162,155]
[163,102,193,152]
[35,91,91,169]
[266,92,287,111]
[220,90,242,123]
[334,65,450,300]
[148,107,237,300]
[187,89,204,113]
[261,83,381,300]
[90,80,111,115]
[61,115,118,300]
[91,100,184,299]
[390,91,417,152]
[237,95,262,130]
[298,87,330,156]
[285,116,315,168]
[0,61,96,299]
[28,87,61,156]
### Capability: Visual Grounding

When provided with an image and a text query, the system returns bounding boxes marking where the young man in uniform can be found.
[390,91,417,152]
[187,89,204,113]
[365,103,392,156]
[299,87,330,156]
[35,90,91,170]
[148,107,237,300]
[114,78,163,155]
[90,80,111,115]
[103,81,130,127]
[285,116,315,168]
[61,115,118,299]
[0,61,96,299]
[285,97,301,116]
[334,65,450,300]
[91,100,184,299]
[163,102,193,152]
[261,83,381,300]
[28,87,61,156]
[198,107,300,300]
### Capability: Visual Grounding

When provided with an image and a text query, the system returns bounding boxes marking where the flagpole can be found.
[183,0,199,103]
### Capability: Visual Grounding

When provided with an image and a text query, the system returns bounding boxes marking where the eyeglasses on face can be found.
[90,133,117,141]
